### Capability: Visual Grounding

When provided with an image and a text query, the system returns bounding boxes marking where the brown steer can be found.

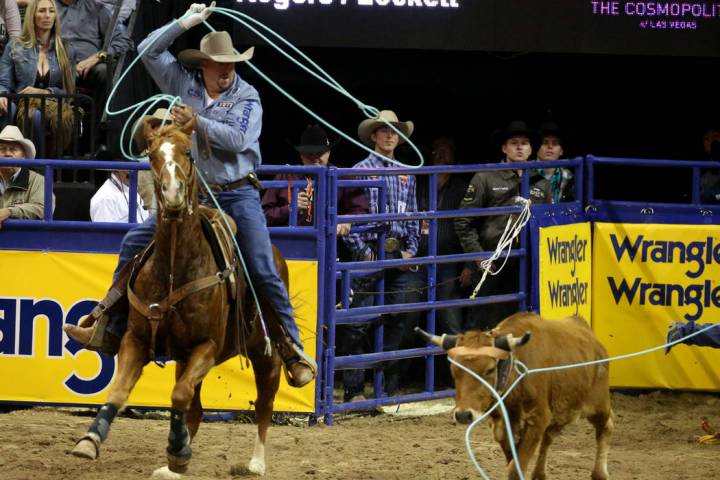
[419,312,613,480]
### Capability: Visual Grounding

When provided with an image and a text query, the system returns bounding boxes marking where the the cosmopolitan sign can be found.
[590,1,720,29]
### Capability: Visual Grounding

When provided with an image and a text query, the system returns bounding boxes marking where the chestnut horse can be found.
[71,119,283,477]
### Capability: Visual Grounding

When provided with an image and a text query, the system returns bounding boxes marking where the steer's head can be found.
[415,326,531,425]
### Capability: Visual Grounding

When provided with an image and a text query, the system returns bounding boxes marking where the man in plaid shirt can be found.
[340,110,423,403]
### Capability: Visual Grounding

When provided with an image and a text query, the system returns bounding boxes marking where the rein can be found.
[127,137,230,359]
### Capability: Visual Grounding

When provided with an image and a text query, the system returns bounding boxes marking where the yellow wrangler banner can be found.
[0,251,317,412]
[538,223,592,322]
[593,223,720,390]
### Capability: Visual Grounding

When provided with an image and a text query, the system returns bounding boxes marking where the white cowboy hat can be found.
[0,125,36,159]
[357,110,414,147]
[178,31,254,69]
[132,108,172,152]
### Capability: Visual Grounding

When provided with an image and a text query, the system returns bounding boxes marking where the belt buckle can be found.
[247,172,264,190]
[385,237,400,253]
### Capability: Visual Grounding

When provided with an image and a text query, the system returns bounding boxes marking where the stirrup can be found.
[69,314,120,356]
[282,344,317,388]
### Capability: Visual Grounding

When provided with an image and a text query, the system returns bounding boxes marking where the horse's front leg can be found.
[71,333,147,459]
[162,340,216,475]
[245,347,282,476]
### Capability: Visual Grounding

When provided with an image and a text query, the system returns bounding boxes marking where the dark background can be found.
[115,1,720,200]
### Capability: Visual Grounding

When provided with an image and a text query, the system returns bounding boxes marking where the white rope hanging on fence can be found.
[470,197,532,299]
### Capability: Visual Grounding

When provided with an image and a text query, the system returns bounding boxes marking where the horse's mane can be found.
[150,124,193,152]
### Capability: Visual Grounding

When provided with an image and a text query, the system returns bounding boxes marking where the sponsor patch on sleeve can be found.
[530,186,545,199]
[463,184,477,202]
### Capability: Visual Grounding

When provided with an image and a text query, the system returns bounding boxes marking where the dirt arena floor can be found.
[1,391,718,480]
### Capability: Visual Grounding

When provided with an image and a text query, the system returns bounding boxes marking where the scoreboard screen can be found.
[228,1,720,56]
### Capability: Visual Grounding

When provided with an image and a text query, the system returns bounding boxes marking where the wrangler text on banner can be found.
[539,223,592,322]
[593,223,720,390]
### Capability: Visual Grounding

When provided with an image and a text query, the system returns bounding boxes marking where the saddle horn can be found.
[414,327,458,350]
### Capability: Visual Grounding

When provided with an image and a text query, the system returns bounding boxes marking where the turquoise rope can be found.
[458,323,720,479]
[104,6,424,167]
[206,7,423,168]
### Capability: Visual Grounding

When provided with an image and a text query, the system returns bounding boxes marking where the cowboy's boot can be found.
[275,337,317,388]
[63,260,135,356]
[257,300,317,388]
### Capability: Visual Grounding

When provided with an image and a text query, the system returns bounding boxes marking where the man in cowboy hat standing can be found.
[64,3,316,387]
[0,125,51,226]
[262,124,368,235]
[454,120,551,330]
[341,110,423,401]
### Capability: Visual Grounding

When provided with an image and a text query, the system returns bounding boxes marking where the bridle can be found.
[146,137,196,222]
[128,134,232,360]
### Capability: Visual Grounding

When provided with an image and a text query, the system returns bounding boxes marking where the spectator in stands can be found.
[0,125,51,223]
[341,109,423,402]
[95,0,134,24]
[90,169,149,223]
[416,137,468,336]
[0,0,22,56]
[454,120,551,331]
[262,124,368,235]
[0,0,77,155]
[700,125,720,204]
[56,0,132,124]
[536,120,574,203]
[64,4,315,388]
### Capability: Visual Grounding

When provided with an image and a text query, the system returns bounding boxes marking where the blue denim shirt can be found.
[138,22,262,185]
[0,38,74,95]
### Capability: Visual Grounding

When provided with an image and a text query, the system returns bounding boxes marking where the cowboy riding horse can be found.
[70,117,289,477]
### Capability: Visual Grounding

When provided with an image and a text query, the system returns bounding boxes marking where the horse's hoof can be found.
[71,438,98,460]
[151,466,182,480]
[248,458,266,476]
[167,453,191,474]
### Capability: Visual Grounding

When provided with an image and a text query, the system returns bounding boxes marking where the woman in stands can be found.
[0,0,75,154]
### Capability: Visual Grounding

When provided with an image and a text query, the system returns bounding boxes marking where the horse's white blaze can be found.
[248,433,266,476]
[159,141,181,203]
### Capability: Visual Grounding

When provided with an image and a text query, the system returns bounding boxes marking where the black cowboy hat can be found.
[291,124,339,155]
[491,120,538,145]
[538,119,563,143]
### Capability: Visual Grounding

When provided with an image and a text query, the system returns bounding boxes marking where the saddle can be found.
[124,206,243,359]
[198,205,239,301]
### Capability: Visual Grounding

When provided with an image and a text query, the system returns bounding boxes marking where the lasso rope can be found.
[105,5,425,168]
[102,4,431,353]
[454,323,720,479]
[470,197,532,299]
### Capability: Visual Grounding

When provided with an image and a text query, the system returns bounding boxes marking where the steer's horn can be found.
[414,327,458,350]
[508,331,531,349]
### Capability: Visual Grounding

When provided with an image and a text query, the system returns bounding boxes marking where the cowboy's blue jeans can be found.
[106,184,302,348]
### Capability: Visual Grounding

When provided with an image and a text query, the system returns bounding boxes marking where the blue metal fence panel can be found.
[6,155,717,420]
